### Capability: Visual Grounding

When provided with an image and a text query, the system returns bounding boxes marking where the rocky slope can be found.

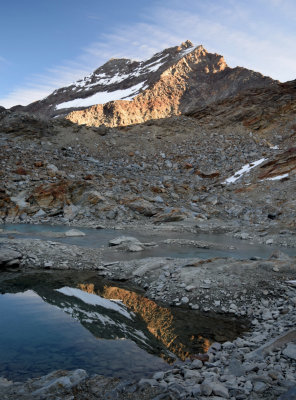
[1,108,295,248]
[187,79,296,135]
[15,41,276,128]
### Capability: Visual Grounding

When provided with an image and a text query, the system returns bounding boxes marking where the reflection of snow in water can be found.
[56,287,132,319]
[55,288,151,346]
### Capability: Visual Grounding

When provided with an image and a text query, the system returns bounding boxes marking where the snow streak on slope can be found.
[223,158,266,184]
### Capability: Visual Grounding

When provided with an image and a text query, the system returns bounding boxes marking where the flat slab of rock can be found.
[64,229,86,237]
[245,329,296,360]
[1,369,88,399]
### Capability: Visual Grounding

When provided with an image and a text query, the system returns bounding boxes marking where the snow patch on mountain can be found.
[56,82,145,110]
[223,158,266,184]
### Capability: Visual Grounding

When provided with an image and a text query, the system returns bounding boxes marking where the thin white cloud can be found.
[1,0,295,107]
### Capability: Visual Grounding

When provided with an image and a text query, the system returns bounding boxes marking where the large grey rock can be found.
[211,382,229,398]
[253,381,267,393]
[226,359,246,377]
[109,236,141,246]
[201,379,213,396]
[0,247,22,268]
[183,369,202,382]
[33,209,47,218]
[109,236,144,252]
[283,343,296,360]
[191,359,203,369]
[63,204,79,220]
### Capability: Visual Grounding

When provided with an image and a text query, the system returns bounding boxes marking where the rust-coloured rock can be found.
[14,167,27,175]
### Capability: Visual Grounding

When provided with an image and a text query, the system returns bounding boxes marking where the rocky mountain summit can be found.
[15,40,276,127]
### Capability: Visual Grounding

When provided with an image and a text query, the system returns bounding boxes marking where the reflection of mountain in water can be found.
[79,283,206,360]
[78,283,247,360]
[39,285,174,361]
[0,271,248,362]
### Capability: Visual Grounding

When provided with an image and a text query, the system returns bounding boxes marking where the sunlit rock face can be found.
[18,40,276,127]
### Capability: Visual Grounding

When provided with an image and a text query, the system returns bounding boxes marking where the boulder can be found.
[109,236,144,252]
[283,343,296,360]
[109,236,141,247]
[127,199,158,217]
[0,247,22,268]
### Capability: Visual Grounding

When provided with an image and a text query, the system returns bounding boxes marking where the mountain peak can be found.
[19,41,277,126]
[178,40,194,50]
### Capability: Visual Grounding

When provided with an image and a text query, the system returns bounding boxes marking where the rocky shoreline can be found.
[0,222,296,399]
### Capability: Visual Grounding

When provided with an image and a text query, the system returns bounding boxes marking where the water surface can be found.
[0,271,248,381]
[1,223,295,260]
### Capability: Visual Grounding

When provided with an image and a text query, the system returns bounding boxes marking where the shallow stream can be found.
[1,223,295,261]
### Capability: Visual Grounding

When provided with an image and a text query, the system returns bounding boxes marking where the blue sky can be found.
[1,0,296,107]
